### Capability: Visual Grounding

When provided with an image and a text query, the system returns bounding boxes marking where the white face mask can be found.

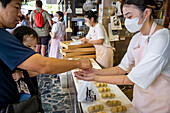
[85,22,91,27]
[52,17,59,22]
[125,11,147,33]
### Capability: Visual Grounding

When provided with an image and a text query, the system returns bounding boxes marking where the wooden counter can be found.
[71,59,137,113]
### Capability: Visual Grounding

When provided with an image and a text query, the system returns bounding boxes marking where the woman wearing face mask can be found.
[81,11,113,68]
[49,11,66,58]
[75,0,170,112]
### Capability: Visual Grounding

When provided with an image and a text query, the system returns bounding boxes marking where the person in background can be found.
[81,10,113,68]
[16,15,29,28]
[25,13,31,25]
[21,14,30,27]
[75,0,170,113]
[0,0,92,110]
[12,26,39,102]
[30,0,52,56]
[49,11,66,59]
[46,13,53,57]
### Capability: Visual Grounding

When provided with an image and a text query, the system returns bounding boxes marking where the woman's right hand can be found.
[49,39,51,45]
[80,37,88,44]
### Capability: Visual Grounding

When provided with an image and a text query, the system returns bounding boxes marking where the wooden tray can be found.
[60,41,94,49]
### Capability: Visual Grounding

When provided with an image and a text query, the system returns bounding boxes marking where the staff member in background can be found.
[0,0,92,110]
[75,0,170,112]
[49,11,66,59]
[81,10,113,68]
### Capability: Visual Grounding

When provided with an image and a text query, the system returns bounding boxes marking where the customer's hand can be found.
[78,58,92,70]
[12,70,23,82]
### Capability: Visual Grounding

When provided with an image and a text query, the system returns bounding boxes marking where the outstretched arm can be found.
[18,54,92,74]
[93,66,127,75]
[80,38,104,45]
[81,66,127,76]
[94,75,134,85]
[87,39,104,45]
[75,72,134,85]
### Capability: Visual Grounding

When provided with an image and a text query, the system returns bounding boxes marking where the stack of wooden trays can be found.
[60,41,96,59]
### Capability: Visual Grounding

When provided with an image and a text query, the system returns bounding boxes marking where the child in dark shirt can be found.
[12,26,39,102]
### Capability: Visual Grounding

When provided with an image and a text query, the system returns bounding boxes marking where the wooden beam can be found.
[164,0,170,28]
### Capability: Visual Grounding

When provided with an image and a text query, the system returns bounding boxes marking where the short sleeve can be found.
[29,11,34,23]
[45,11,51,21]
[95,24,105,40]
[86,27,92,39]
[127,29,170,89]
[52,23,59,33]
[0,29,36,70]
[118,34,139,71]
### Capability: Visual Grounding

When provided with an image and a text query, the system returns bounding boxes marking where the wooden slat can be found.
[73,55,96,58]
[62,51,95,57]
[63,55,96,59]
[61,47,95,53]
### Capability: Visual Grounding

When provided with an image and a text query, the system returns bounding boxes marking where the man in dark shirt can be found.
[0,0,92,110]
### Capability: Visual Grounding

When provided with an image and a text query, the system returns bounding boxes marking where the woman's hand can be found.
[12,70,23,82]
[49,39,51,45]
[80,37,88,44]
[50,32,56,39]
[49,32,52,37]
[74,71,96,81]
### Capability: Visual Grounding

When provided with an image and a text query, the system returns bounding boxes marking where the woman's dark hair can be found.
[0,0,24,8]
[13,26,38,43]
[36,0,42,8]
[84,10,98,22]
[56,11,64,21]
[123,0,156,18]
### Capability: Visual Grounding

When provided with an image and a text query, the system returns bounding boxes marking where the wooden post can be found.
[163,0,170,28]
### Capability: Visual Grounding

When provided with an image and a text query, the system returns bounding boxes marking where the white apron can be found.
[132,22,170,113]
[49,23,64,59]
[90,29,113,68]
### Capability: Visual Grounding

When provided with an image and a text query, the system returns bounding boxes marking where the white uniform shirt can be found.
[52,22,66,41]
[86,23,111,47]
[118,28,170,89]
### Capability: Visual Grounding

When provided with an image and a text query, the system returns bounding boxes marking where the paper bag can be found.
[78,81,99,102]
